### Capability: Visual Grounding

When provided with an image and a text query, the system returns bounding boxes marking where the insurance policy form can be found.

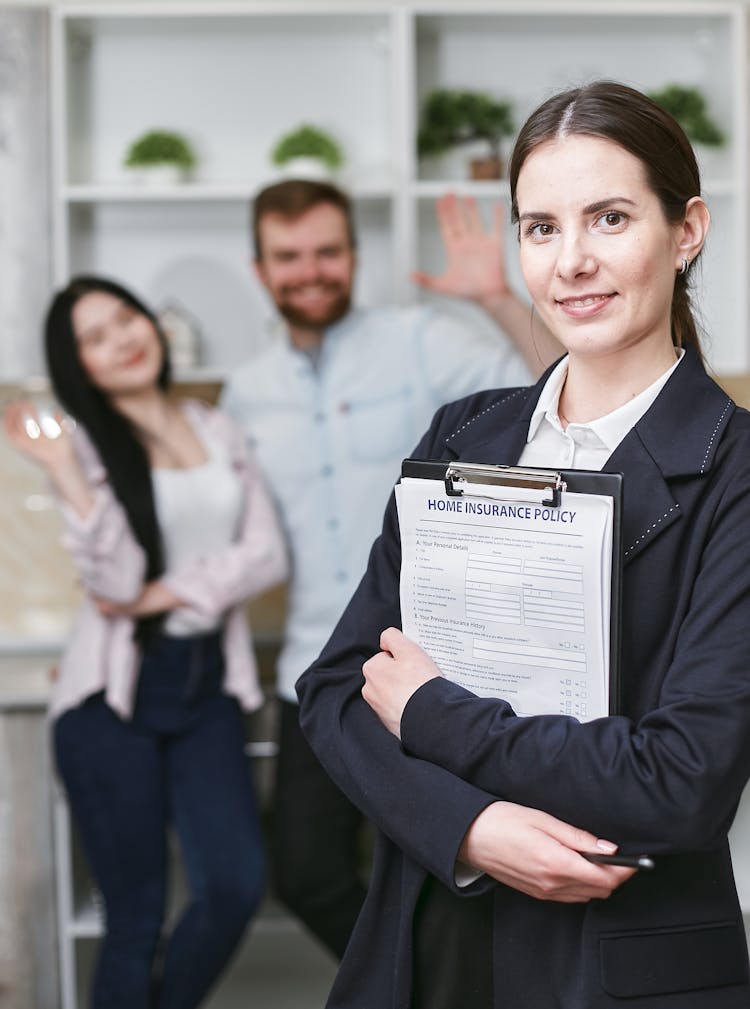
[395,477,614,722]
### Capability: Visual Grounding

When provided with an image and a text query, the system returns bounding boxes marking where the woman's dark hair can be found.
[45,274,171,643]
[509,80,703,359]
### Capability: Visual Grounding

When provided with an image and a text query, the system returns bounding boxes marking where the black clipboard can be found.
[401,459,623,715]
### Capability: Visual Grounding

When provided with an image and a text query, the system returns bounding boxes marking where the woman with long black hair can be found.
[5,275,288,1009]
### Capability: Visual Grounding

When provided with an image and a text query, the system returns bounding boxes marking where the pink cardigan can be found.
[49,400,289,721]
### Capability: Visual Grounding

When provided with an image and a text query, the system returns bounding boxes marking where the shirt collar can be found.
[526,350,685,453]
[526,356,568,443]
[270,307,358,353]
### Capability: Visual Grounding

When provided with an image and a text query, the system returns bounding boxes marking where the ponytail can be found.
[672,271,702,363]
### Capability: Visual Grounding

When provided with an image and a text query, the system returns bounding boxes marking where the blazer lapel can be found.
[443,368,553,465]
[603,432,681,565]
[606,347,734,565]
[442,347,735,569]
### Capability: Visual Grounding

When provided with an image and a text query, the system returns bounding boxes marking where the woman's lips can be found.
[123,349,147,367]
[556,293,615,317]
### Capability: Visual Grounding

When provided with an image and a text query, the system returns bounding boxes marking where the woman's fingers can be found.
[460,802,635,903]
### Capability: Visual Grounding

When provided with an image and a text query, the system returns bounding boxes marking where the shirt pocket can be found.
[343,386,415,464]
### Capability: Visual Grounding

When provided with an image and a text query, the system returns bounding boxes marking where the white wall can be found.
[0,8,50,376]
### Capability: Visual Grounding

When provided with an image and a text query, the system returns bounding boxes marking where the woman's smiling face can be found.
[72,290,164,396]
[516,133,684,367]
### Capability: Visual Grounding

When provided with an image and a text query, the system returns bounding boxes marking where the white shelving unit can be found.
[48,4,405,377]
[409,4,749,375]
[47,4,750,1003]
[46,1,749,384]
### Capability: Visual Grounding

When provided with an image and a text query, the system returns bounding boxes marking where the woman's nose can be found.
[555,233,597,280]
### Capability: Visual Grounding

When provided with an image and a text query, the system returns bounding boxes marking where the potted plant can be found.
[271,124,344,179]
[647,84,725,146]
[417,88,515,179]
[123,129,197,185]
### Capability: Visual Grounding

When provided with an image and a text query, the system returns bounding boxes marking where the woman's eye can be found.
[528,222,555,238]
[600,211,626,228]
[118,305,137,325]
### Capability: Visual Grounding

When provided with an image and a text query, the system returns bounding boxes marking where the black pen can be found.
[580,852,655,870]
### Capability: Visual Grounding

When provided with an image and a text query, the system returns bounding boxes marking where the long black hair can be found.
[45,274,171,643]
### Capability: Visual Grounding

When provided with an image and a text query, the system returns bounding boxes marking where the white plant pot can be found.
[277,156,335,181]
[127,163,189,186]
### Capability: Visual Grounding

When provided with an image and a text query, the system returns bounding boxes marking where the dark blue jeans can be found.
[54,632,265,1009]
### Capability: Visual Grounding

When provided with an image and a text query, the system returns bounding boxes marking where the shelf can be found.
[48,1,748,376]
[66,888,297,940]
[245,740,279,759]
[63,182,396,204]
[412,179,511,199]
[68,898,104,940]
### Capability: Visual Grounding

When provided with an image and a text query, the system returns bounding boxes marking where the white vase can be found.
[277,156,335,181]
[128,163,188,186]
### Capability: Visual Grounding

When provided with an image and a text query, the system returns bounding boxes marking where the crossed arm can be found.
[297,488,633,905]
[300,407,750,906]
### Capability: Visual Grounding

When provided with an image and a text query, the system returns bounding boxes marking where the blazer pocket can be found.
[600,921,748,998]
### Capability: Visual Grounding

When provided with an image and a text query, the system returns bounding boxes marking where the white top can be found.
[51,401,289,721]
[152,425,244,635]
[518,351,684,471]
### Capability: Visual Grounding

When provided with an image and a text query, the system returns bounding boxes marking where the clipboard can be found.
[400,460,623,716]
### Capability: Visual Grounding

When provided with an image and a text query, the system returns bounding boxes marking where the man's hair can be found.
[251,179,357,259]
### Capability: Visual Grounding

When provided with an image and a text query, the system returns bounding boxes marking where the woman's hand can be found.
[459,801,636,903]
[4,400,96,519]
[94,580,182,619]
[361,627,442,738]
[3,400,76,473]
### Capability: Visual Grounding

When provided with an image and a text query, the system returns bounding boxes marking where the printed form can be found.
[395,478,614,722]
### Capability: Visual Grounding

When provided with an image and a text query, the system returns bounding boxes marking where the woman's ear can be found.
[676,196,710,269]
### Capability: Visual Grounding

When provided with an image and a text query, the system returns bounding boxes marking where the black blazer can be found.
[298,347,750,1008]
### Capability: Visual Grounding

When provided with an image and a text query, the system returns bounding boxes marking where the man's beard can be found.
[275,284,352,332]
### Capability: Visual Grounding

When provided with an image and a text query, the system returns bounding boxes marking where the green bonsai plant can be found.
[123,129,197,173]
[271,124,344,172]
[417,88,515,177]
[647,84,725,146]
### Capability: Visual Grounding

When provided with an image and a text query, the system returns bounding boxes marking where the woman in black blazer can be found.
[297,81,750,1008]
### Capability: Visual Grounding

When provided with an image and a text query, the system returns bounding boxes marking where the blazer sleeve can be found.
[297,407,498,891]
[58,432,147,603]
[399,455,750,855]
[160,410,289,620]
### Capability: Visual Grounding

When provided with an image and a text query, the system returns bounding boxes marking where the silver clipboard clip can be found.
[444,463,565,508]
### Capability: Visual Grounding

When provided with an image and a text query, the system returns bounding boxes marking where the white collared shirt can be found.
[518,351,684,471]
[457,347,684,887]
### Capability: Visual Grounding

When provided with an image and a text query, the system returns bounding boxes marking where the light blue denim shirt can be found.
[222,303,531,701]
